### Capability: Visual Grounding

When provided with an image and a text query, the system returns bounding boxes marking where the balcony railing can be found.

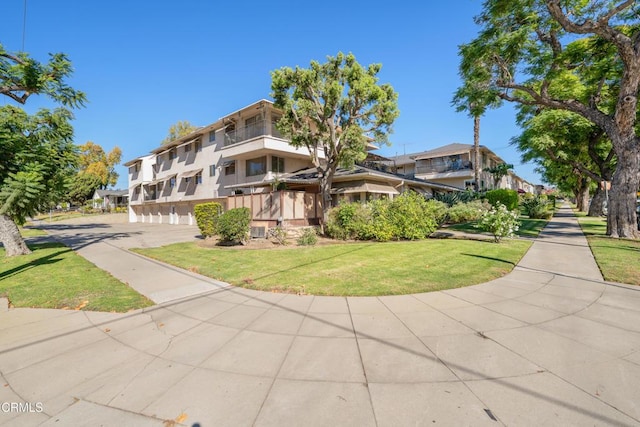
[416,160,473,175]
[224,120,282,147]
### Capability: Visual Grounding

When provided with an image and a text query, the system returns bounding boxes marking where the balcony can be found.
[416,160,473,175]
[224,120,282,147]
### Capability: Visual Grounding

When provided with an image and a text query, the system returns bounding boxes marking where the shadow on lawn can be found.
[461,253,516,266]
[0,243,71,281]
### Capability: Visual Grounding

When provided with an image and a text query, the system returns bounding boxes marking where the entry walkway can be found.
[1,206,639,426]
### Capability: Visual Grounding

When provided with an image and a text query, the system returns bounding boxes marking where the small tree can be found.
[271,52,399,231]
[485,163,514,189]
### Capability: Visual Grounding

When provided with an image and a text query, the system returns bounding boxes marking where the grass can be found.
[576,214,640,286]
[19,226,47,237]
[1,242,153,312]
[446,216,549,238]
[133,238,532,296]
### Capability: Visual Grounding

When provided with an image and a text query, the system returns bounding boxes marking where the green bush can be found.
[433,190,478,207]
[326,202,371,240]
[388,192,437,240]
[446,200,489,224]
[194,202,223,238]
[424,199,448,227]
[217,207,251,243]
[297,227,318,246]
[362,198,395,241]
[520,195,552,219]
[478,203,521,242]
[326,193,442,241]
[485,189,519,211]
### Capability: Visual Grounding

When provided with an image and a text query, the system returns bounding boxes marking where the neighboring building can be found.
[125,99,459,228]
[92,189,128,211]
[384,143,534,192]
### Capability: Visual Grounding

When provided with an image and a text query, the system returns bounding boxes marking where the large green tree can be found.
[514,108,616,215]
[457,1,640,238]
[271,52,399,227]
[0,44,85,256]
[0,107,78,256]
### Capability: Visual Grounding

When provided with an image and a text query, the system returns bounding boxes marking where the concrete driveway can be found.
[1,207,639,426]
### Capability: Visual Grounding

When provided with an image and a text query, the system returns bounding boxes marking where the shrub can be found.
[520,195,552,219]
[326,192,442,241]
[388,192,439,240]
[217,207,251,243]
[478,203,520,242]
[446,200,489,224]
[434,190,478,207]
[485,189,519,211]
[326,202,371,240]
[297,227,318,246]
[424,199,449,227]
[269,226,288,245]
[194,202,222,238]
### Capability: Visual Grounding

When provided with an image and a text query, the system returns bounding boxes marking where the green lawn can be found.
[446,216,549,239]
[19,227,47,237]
[1,243,153,311]
[133,239,532,296]
[576,215,640,286]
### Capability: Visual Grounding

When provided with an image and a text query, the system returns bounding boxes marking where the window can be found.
[271,156,285,173]
[195,140,202,152]
[209,131,216,142]
[225,161,236,176]
[184,143,191,153]
[195,173,202,185]
[169,177,176,188]
[169,148,177,160]
[246,156,267,176]
[209,164,216,176]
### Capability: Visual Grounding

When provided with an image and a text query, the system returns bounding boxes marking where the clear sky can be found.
[1,0,542,189]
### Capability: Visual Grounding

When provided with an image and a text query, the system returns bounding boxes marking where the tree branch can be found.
[546,1,634,58]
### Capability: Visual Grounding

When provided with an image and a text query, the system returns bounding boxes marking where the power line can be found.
[22,0,27,51]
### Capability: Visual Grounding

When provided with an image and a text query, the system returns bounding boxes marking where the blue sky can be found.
[2,0,541,189]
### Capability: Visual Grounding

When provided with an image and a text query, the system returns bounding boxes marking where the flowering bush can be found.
[478,203,520,242]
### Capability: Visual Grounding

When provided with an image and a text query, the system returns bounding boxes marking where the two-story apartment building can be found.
[125,100,460,228]
[385,143,534,192]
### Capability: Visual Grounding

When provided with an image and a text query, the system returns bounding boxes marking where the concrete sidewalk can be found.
[1,205,639,426]
[37,220,229,303]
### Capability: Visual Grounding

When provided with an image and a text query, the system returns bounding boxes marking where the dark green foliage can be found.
[194,202,222,238]
[217,207,251,243]
[0,106,77,224]
[520,195,552,219]
[485,189,519,211]
[433,190,478,207]
[68,173,102,206]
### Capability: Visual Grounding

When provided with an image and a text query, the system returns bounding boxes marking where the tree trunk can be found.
[0,214,31,257]
[606,148,639,238]
[318,172,334,235]
[575,177,590,212]
[473,115,481,191]
[587,186,606,217]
